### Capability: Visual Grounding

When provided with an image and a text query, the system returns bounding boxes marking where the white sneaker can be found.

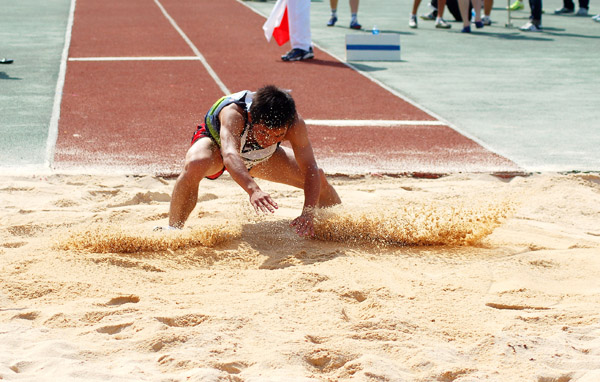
[592,13,600,21]
[435,18,452,28]
[409,15,418,28]
[519,21,542,31]
[482,15,492,25]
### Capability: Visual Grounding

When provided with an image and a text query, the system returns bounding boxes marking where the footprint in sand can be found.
[485,302,550,311]
[7,224,43,237]
[144,212,169,222]
[1,187,33,192]
[198,193,218,202]
[12,311,40,320]
[53,198,79,207]
[262,250,344,269]
[215,361,247,374]
[96,322,133,335]
[105,295,140,306]
[87,189,120,201]
[341,355,413,380]
[108,191,171,207]
[155,314,209,327]
[149,334,188,352]
[305,348,355,373]
[340,290,368,303]
[1,241,27,248]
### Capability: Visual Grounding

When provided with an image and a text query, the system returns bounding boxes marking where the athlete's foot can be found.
[153,225,181,232]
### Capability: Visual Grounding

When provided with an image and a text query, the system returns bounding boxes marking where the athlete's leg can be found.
[250,146,341,207]
[288,0,312,51]
[472,0,482,22]
[438,0,448,18]
[412,0,423,16]
[169,138,224,228]
[484,0,493,16]
[458,0,471,28]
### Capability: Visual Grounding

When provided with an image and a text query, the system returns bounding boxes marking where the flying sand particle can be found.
[57,223,242,253]
[313,201,513,246]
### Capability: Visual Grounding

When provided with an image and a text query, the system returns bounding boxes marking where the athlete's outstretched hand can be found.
[291,213,315,237]
[250,189,278,214]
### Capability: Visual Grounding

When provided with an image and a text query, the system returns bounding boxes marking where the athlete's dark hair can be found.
[250,85,296,129]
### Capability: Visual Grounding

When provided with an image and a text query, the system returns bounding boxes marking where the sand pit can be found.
[1,172,600,381]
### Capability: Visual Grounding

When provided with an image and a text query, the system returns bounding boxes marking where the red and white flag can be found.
[262,0,289,46]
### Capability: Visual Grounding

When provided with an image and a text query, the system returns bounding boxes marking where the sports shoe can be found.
[327,15,337,26]
[420,10,437,20]
[409,15,418,28]
[435,18,451,28]
[350,20,362,29]
[474,20,484,28]
[593,14,600,21]
[575,8,589,16]
[0,57,13,64]
[482,15,492,25]
[508,0,524,10]
[281,47,314,61]
[461,25,471,33]
[519,21,542,31]
[554,6,574,14]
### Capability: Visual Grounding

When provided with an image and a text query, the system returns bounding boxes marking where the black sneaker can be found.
[281,47,314,61]
[554,6,574,14]
[0,58,13,64]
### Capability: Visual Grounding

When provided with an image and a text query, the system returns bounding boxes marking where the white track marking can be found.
[305,119,445,127]
[45,0,77,168]
[313,48,522,167]
[153,0,229,95]
[69,56,202,61]
[236,0,521,168]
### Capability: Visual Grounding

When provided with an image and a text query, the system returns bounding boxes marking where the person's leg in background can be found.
[483,0,494,24]
[282,0,314,61]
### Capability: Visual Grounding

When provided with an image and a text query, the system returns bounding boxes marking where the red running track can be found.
[54,0,520,175]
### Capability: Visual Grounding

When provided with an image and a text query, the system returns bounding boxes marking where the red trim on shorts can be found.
[191,123,225,180]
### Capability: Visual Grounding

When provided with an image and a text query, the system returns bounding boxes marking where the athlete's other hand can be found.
[250,190,278,214]
[291,214,315,237]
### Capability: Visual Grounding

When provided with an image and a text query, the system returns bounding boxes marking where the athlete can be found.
[163,85,341,237]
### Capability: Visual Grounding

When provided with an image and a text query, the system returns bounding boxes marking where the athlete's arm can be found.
[287,114,321,236]
[218,105,278,214]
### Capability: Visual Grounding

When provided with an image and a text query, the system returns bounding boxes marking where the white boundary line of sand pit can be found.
[68,56,203,62]
[45,0,77,169]
[305,120,445,127]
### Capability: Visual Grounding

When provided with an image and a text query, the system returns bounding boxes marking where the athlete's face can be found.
[251,123,287,147]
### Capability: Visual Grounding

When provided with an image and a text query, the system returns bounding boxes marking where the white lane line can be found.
[236,0,521,168]
[314,50,522,167]
[153,0,229,95]
[45,0,77,168]
[305,119,446,127]
[68,56,203,61]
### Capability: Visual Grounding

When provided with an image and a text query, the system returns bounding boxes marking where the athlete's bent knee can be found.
[182,157,212,183]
